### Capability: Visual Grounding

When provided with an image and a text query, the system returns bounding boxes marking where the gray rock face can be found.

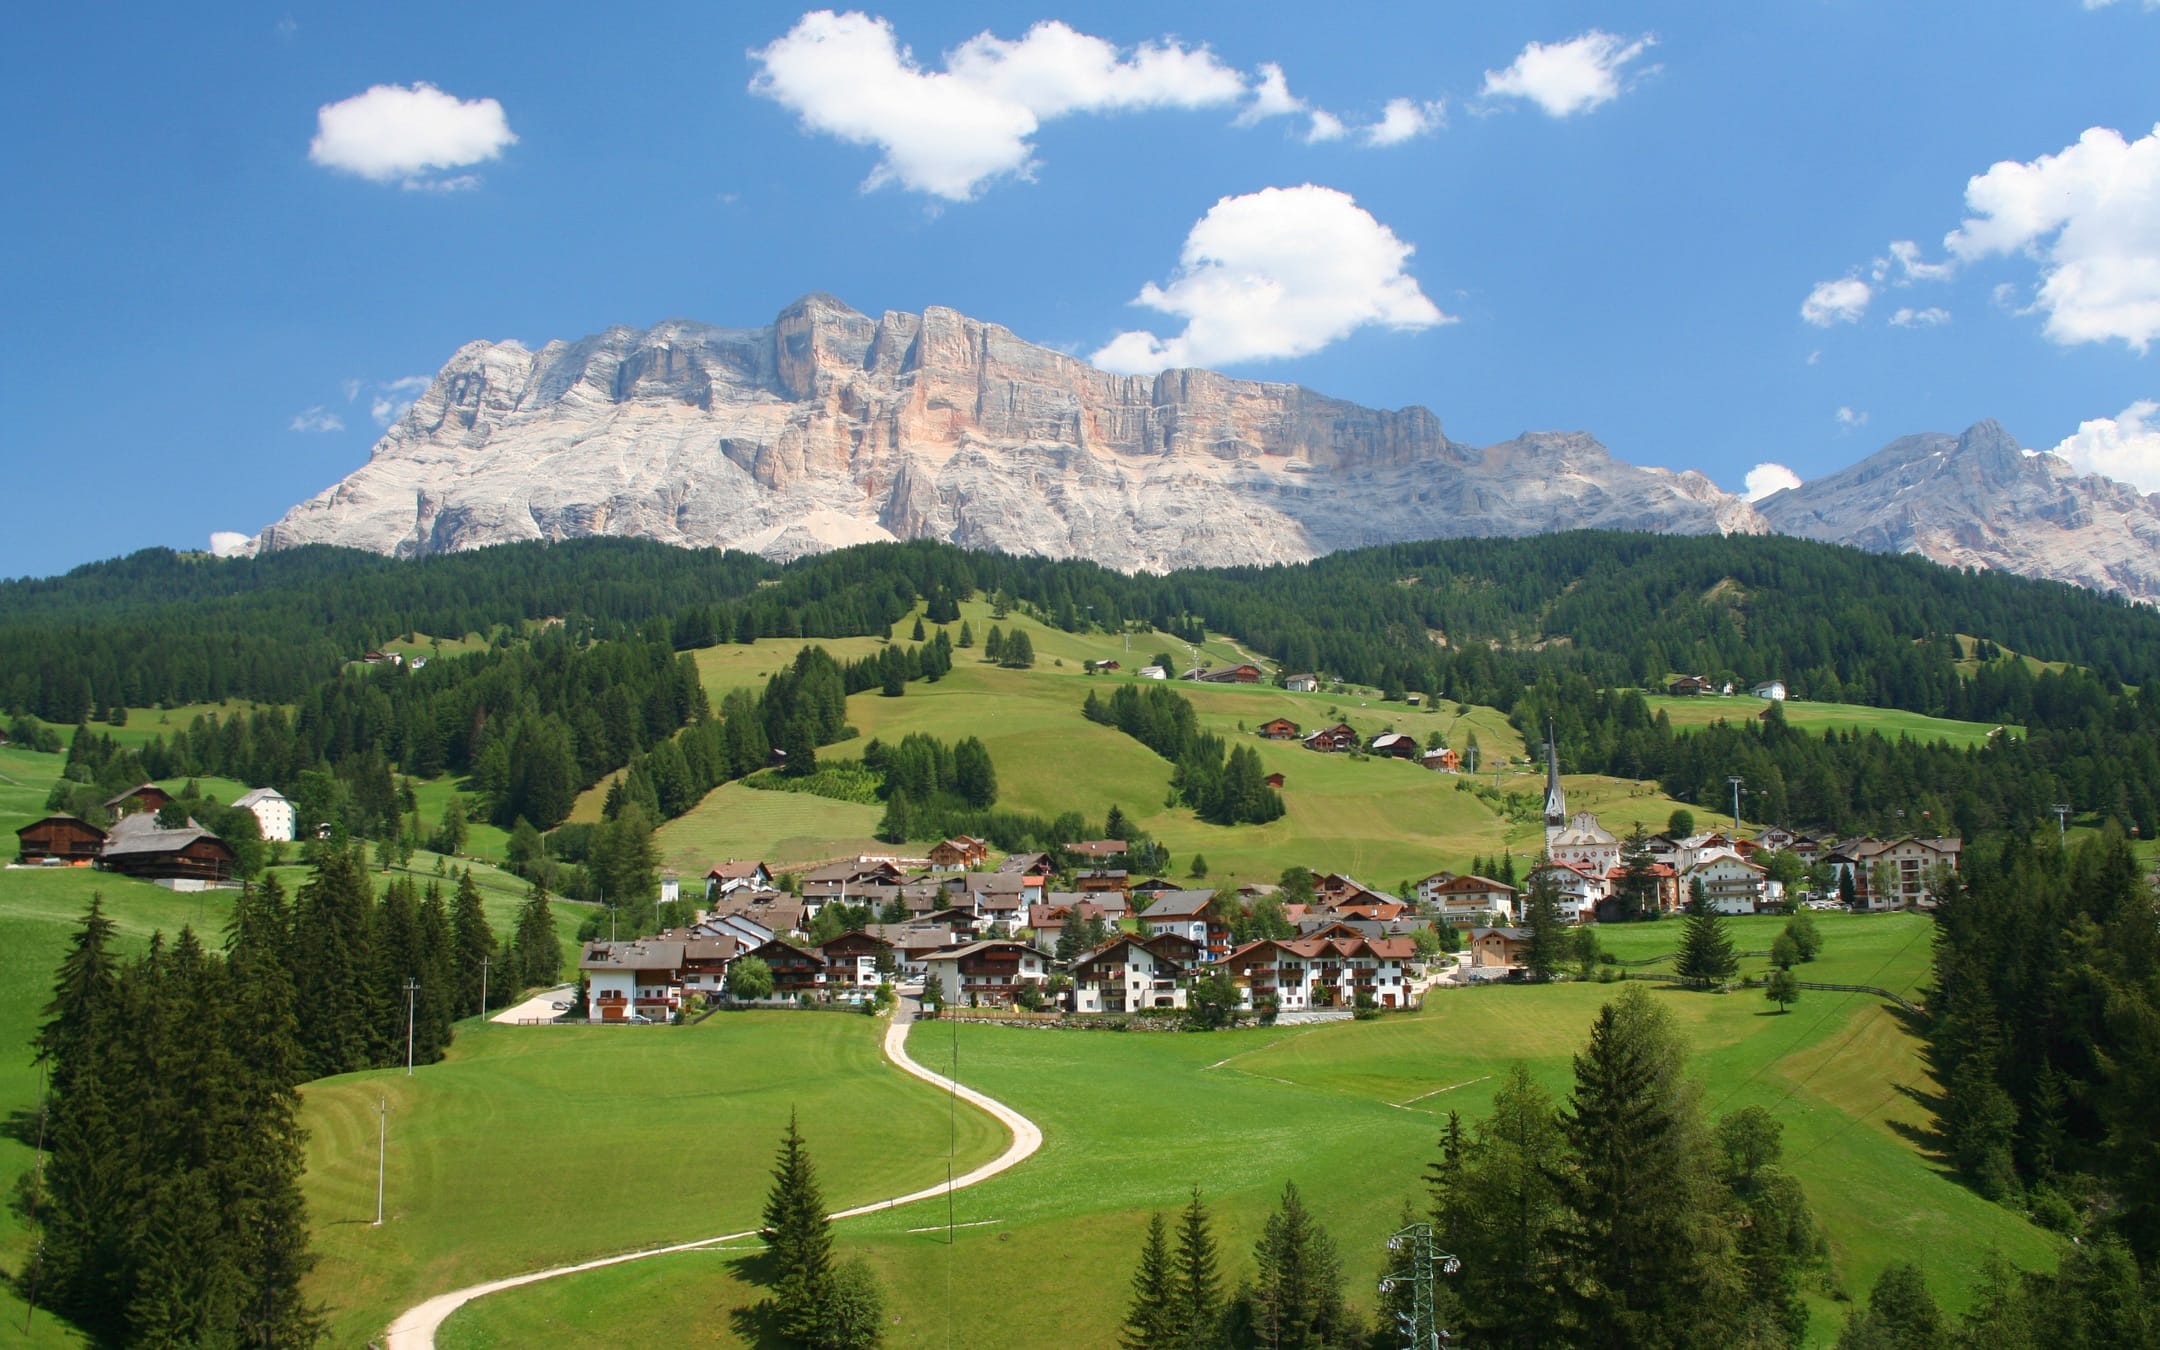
[1756,420,2160,602]
[255,294,1763,571]
[254,295,2160,601]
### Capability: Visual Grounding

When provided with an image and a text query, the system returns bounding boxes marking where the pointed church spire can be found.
[1543,721,1567,839]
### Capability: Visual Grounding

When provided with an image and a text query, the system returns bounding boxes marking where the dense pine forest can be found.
[9,532,2160,726]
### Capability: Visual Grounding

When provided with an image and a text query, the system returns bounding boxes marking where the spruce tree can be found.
[1435,1065,1565,1349]
[1521,871,1566,982]
[762,1110,834,1342]
[1676,882,1738,986]
[294,847,378,1078]
[1122,1211,1179,1349]
[33,895,127,1333]
[514,879,560,988]
[1173,1186,1223,1350]
[451,868,495,1015]
[1554,985,1739,1347]
[1237,1181,1349,1349]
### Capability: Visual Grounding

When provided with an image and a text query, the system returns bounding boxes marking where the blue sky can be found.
[5,1,2159,578]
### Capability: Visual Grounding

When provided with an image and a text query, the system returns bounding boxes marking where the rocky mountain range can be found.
[255,293,2160,601]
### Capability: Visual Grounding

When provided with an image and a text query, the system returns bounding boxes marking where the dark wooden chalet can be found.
[1258,717,1301,740]
[104,782,174,818]
[98,813,234,883]
[16,815,107,864]
[743,938,828,997]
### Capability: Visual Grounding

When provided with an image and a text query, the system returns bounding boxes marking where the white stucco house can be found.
[231,787,295,843]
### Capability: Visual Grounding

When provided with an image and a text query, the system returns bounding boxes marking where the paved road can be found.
[380,996,1039,1349]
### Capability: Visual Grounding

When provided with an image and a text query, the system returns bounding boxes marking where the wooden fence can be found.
[1621,970,1921,1014]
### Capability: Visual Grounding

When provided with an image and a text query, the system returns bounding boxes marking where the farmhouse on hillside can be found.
[16,815,107,865]
[231,787,296,843]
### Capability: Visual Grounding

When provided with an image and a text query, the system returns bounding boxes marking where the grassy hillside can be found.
[300,1012,1003,1345]
[0,745,588,1346]
[1642,693,2013,750]
[646,602,1696,887]
[441,913,2051,1348]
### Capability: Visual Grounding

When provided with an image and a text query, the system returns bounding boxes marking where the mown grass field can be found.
[440,912,2052,1349]
[1641,693,2014,749]
[301,1012,1003,1345]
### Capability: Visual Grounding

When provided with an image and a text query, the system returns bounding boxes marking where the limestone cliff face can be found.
[1757,420,2160,603]
[255,294,1764,572]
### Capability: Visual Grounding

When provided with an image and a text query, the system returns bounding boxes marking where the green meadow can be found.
[439,912,2052,1348]
[1641,693,2014,749]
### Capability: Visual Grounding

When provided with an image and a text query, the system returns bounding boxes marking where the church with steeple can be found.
[1543,722,1568,850]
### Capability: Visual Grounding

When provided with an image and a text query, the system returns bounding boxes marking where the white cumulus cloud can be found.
[2051,400,2160,491]
[749,12,1245,200]
[1891,306,1951,327]
[1363,97,1445,146]
[1944,123,2160,350]
[751,13,1450,198]
[1090,184,1450,375]
[290,407,344,433]
[1743,463,1803,501]
[1836,406,1870,429]
[308,83,516,187]
[208,532,253,558]
[1480,31,1655,118]
[1802,278,1872,326]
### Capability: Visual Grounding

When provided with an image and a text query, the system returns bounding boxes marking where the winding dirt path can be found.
[380,1000,1038,1349]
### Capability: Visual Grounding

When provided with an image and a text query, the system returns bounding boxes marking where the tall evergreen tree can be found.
[1430,1065,1565,1349]
[514,879,560,988]
[762,1111,834,1344]
[1234,1181,1349,1350]
[293,847,377,1078]
[1122,1211,1179,1349]
[1521,871,1566,982]
[450,868,495,1016]
[1676,882,1739,985]
[1173,1186,1224,1350]
[1554,985,1739,1347]
[32,895,126,1334]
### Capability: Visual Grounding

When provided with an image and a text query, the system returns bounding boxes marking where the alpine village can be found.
[11,7,2160,1349]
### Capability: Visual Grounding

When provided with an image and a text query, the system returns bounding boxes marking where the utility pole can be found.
[1728,775,1746,830]
[2052,803,2072,838]
[404,978,420,1075]
[373,1096,392,1226]
[1379,1220,1460,1349]
[479,954,489,1019]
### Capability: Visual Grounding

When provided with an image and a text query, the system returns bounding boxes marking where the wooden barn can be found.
[98,813,235,884]
[16,815,107,865]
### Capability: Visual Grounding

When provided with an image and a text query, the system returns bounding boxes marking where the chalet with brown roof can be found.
[1420,747,1461,773]
[1065,839,1128,862]
[98,813,235,885]
[711,889,807,939]
[819,930,895,999]
[997,851,1054,876]
[1469,927,1531,971]
[16,815,107,865]
[1258,717,1301,740]
[1668,675,1714,696]
[865,924,963,976]
[1302,723,1359,753]
[1827,836,1962,910]
[922,940,1048,1008]
[1186,664,1262,684]
[1216,934,1416,1010]
[1264,771,1286,789]
[1025,899,1114,952]
[1075,868,1130,898]
[742,937,828,999]
[1416,872,1518,925]
[1069,936,1189,1013]
[1369,732,1418,760]
[928,836,989,872]
[703,859,772,899]
[104,783,174,819]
